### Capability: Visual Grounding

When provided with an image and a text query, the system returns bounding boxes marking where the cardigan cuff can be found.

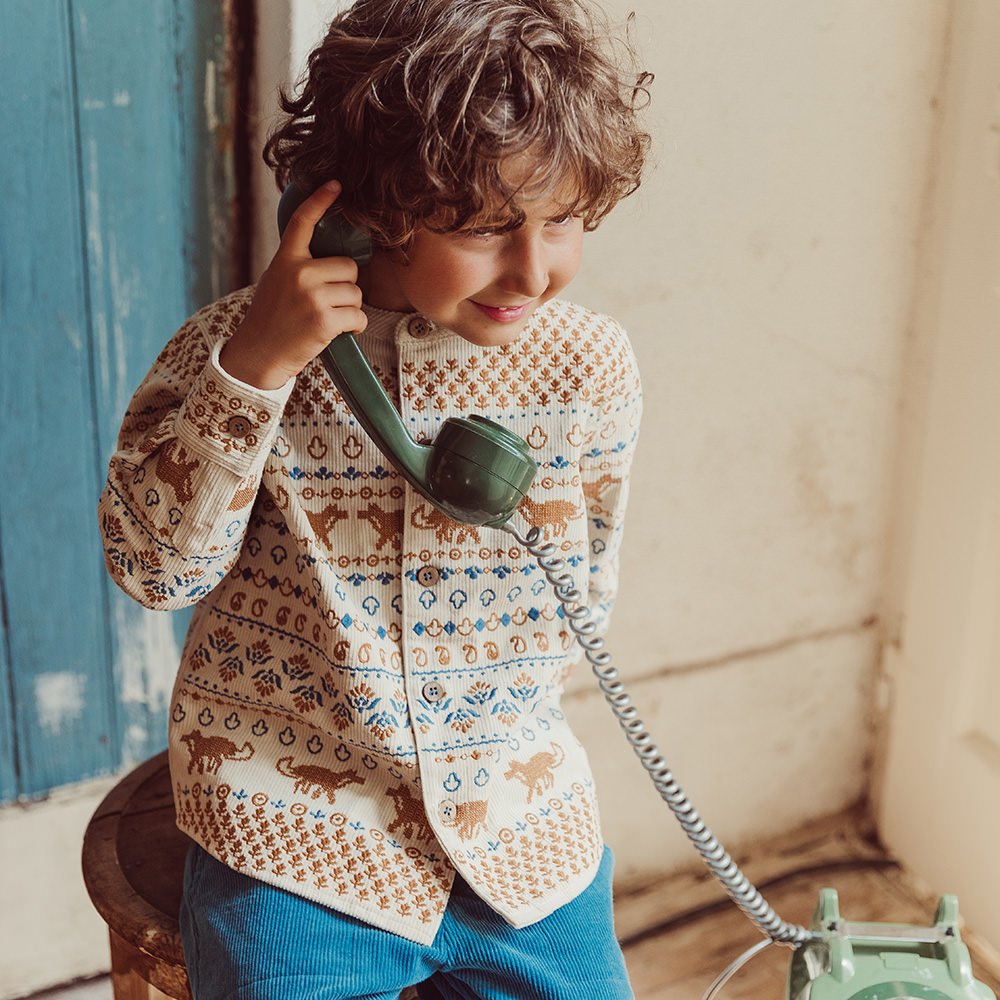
[175,340,294,476]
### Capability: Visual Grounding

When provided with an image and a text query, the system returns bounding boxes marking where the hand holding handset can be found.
[277,183,536,527]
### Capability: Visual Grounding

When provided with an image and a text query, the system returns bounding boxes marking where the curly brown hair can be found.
[263,0,651,248]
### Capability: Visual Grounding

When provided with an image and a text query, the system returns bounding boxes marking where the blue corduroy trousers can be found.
[179,842,633,1000]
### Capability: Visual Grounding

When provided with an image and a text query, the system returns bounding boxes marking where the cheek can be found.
[550,236,584,290]
[412,249,483,301]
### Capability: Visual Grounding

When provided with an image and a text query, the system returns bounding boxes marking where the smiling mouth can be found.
[470,301,531,322]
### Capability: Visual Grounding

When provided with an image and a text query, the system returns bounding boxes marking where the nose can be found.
[500,231,548,299]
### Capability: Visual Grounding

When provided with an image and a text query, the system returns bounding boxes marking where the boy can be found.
[99,1,650,996]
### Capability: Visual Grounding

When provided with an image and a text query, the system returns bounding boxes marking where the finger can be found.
[278,181,342,259]
[305,275,364,309]
[321,305,368,341]
[301,254,360,286]
[338,307,368,335]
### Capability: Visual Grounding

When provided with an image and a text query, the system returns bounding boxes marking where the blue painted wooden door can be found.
[0,0,239,800]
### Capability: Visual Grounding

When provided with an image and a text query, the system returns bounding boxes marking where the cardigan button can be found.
[421,681,447,703]
[416,565,441,587]
[407,315,431,339]
[225,414,253,438]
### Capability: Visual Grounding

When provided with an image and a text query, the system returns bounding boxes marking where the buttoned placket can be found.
[394,314,454,855]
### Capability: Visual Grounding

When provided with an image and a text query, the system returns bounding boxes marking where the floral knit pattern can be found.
[99,287,641,944]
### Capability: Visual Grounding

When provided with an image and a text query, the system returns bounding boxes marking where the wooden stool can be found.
[83,752,191,1000]
[83,752,436,1000]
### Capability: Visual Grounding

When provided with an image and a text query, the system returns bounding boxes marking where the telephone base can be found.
[787,889,996,1000]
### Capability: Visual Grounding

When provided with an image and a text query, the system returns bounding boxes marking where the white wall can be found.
[876,0,1000,946]
[569,0,950,883]
[0,3,951,997]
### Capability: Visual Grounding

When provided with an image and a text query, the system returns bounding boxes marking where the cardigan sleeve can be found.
[578,316,643,635]
[98,289,294,610]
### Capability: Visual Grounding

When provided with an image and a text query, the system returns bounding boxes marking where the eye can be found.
[546,214,573,228]
[451,226,500,244]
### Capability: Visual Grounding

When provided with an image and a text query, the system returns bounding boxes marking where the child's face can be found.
[365,188,584,347]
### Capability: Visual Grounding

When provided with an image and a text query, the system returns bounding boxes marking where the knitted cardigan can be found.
[99,286,642,944]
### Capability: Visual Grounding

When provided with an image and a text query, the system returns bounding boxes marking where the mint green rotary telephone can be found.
[277,182,996,1000]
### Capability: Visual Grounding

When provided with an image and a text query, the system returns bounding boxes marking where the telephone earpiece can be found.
[277,183,536,527]
[277,183,373,265]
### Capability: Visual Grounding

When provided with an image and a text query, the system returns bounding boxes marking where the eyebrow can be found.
[458,207,575,234]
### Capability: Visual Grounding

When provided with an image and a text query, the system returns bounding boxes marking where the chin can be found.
[456,324,527,349]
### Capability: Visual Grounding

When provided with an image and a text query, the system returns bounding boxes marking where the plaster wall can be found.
[568,0,949,883]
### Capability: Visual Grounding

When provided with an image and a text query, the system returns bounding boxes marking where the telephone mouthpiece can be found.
[427,416,536,526]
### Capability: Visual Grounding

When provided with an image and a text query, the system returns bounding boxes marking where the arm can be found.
[99,182,367,610]
[98,295,295,609]
[579,317,643,634]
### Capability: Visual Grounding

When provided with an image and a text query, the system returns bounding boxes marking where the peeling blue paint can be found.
[0,0,235,802]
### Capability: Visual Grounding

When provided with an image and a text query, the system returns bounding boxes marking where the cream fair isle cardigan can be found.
[98,286,642,944]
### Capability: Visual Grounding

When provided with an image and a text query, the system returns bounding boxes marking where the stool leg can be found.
[108,930,178,1000]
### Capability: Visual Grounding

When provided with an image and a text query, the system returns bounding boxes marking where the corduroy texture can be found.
[99,287,641,944]
[180,841,632,999]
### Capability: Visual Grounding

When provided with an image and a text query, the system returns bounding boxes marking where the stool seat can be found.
[83,752,434,1000]
[82,751,190,999]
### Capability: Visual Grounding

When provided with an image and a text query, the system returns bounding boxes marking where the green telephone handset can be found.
[277,183,536,528]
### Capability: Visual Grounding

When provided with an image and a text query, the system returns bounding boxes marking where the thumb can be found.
[277,181,342,259]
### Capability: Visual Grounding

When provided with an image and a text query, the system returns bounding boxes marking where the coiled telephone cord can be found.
[503,522,816,953]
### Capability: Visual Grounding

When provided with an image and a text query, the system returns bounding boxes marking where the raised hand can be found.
[219,181,368,390]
